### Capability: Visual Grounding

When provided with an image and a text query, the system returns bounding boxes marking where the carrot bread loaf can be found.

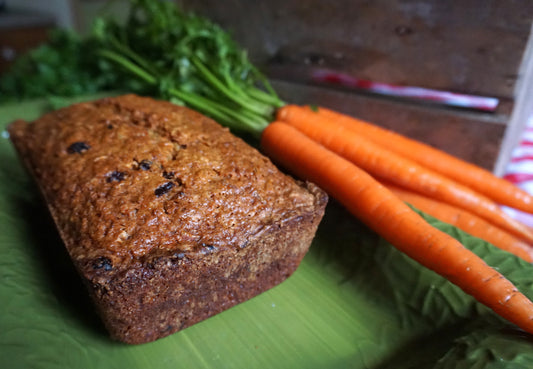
[8,94,327,344]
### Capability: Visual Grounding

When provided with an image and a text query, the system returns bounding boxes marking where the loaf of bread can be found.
[8,94,327,344]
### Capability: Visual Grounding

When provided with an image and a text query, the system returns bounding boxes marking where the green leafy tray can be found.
[1,97,533,369]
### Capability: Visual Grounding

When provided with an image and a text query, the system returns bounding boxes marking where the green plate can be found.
[2,96,533,369]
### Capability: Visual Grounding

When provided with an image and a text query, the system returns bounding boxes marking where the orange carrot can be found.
[277,105,533,244]
[385,183,533,262]
[280,104,533,214]
[261,121,533,335]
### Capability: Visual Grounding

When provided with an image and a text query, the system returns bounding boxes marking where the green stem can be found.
[191,57,272,116]
[169,88,266,136]
[245,86,284,108]
[108,36,155,77]
[169,88,234,124]
[98,49,157,85]
[252,67,283,105]
[220,69,282,112]
[99,43,271,136]
[98,48,267,135]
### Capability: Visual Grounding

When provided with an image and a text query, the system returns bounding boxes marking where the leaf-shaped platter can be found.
[1,97,533,369]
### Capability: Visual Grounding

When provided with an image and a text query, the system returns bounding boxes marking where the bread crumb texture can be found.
[10,95,322,262]
[8,94,327,343]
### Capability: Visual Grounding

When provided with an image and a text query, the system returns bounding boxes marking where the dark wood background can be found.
[178,0,532,101]
[177,0,533,171]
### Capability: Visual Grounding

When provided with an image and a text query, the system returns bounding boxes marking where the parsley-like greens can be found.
[1,0,282,136]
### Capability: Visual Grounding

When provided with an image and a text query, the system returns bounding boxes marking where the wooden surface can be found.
[178,0,533,100]
[0,25,53,74]
[0,8,56,73]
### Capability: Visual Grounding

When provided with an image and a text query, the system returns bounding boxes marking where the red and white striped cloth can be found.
[502,116,533,227]
[311,69,500,112]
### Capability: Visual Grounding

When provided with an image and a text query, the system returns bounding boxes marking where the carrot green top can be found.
[1,0,282,137]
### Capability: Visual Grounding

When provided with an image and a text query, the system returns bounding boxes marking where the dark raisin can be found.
[67,141,90,154]
[200,244,217,254]
[155,181,175,197]
[139,160,152,170]
[106,171,126,183]
[162,325,174,333]
[162,171,174,179]
[107,124,113,129]
[93,257,113,271]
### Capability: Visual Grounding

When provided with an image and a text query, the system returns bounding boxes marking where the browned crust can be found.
[88,184,325,343]
[7,94,327,344]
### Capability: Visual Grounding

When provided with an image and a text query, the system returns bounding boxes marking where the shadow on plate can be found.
[0,150,109,340]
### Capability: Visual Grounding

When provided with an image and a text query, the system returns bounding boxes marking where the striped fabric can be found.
[502,117,533,226]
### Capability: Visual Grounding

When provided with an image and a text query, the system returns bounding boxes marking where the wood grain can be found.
[177,0,532,100]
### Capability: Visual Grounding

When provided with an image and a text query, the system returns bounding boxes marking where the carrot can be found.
[279,104,533,214]
[276,105,533,244]
[261,121,533,335]
[385,183,533,262]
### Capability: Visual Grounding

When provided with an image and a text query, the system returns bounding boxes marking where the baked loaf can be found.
[8,94,327,344]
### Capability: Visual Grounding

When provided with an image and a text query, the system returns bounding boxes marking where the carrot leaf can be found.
[433,327,533,369]
[416,208,533,299]
[380,206,533,331]
[313,201,533,368]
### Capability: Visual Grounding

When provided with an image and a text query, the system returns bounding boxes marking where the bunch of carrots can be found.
[259,105,533,336]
